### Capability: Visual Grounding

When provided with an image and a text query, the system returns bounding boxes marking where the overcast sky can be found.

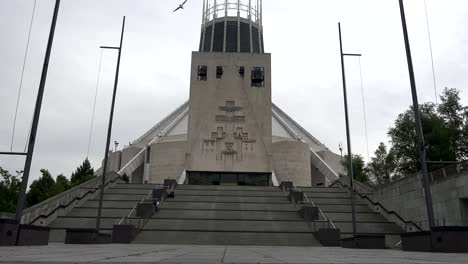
[1,0,467,185]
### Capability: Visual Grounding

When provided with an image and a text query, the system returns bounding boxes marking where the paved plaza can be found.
[0,244,467,264]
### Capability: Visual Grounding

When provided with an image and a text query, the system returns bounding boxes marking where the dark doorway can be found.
[187,172,271,186]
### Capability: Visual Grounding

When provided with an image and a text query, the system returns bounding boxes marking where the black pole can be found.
[398,0,435,230]
[95,16,126,234]
[338,22,357,241]
[14,0,61,244]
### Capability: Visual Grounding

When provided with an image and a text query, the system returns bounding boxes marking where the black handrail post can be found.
[14,0,61,246]
[398,0,435,230]
[95,16,126,235]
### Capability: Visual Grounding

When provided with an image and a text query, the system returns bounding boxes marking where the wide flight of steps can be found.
[48,183,402,246]
[48,183,158,242]
[299,186,402,244]
[132,185,322,246]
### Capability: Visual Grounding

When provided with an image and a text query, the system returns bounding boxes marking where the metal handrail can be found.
[118,187,158,225]
[291,184,336,229]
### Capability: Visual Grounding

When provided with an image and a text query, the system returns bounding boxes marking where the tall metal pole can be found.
[338,22,357,241]
[14,0,61,230]
[398,0,435,230]
[95,16,126,234]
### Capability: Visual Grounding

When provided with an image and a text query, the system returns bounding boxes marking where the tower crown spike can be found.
[200,0,264,53]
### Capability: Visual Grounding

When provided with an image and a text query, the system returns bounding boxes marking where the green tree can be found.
[71,158,95,186]
[49,174,71,196]
[366,143,396,185]
[0,167,21,213]
[26,169,56,207]
[341,154,370,184]
[438,87,465,160]
[388,103,452,175]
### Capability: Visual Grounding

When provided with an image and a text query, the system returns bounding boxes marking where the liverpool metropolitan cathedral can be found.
[104,1,344,188]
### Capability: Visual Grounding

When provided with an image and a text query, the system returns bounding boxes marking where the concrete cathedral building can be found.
[8,0,467,251]
[102,0,344,188]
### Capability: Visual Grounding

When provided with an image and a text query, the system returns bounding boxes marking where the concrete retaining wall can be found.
[370,171,468,230]
[21,173,121,226]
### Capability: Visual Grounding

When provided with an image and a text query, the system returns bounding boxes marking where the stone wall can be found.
[272,141,311,186]
[370,169,468,230]
[149,141,187,183]
[101,151,122,173]
[21,173,121,226]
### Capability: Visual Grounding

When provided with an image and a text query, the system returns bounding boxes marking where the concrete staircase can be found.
[48,183,157,242]
[299,186,402,241]
[132,185,322,246]
[47,183,401,246]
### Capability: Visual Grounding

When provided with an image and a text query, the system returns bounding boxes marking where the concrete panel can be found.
[187,52,272,174]
[17,225,49,246]
[121,147,143,169]
[272,141,311,186]
[0,219,18,246]
[102,151,122,173]
[149,141,186,184]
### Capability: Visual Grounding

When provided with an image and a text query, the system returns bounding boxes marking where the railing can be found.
[290,183,336,230]
[117,183,177,231]
[23,172,122,225]
[333,179,422,232]
[371,161,468,189]
[118,188,156,230]
[203,0,262,24]
[428,161,467,183]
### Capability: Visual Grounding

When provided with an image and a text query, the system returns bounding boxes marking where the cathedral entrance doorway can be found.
[186,172,271,186]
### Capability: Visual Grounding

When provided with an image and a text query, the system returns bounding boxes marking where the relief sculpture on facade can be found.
[202,101,257,167]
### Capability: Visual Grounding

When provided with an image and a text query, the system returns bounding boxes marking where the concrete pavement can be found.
[1,244,467,263]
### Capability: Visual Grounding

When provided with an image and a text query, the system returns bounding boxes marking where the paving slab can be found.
[0,243,467,263]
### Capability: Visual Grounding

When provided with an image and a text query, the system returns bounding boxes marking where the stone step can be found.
[106,188,155,195]
[133,231,322,246]
[295,187,345,193]
[102,194,151,201]
[307,198,366,205]
[171,195,289,204]
[154,209,303,221]
[331,221,402,234]
[142,219,312,233]
[49,216,121,230]
[114,183,159,189]
[174,190,287,197]
[315,204,373,213]
[83,200,138,209]
[324,212,388,222]
[161,201,297,211]
[66,208,132,218]
[176,185,280,191]
[303,191,349,198]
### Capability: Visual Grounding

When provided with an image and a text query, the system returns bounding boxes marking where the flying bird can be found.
[173,0,188,13]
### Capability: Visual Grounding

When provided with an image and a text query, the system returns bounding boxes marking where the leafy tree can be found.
[341,154,370,184]
[26,169,56,207]
[71,158,95,186]
[366,143,396,185]
[438,88,465,160]
[0,167,21,213]
[49,174,71,196]
[387,103,452,175]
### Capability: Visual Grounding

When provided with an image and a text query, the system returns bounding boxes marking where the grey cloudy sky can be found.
[1,0,467,185]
